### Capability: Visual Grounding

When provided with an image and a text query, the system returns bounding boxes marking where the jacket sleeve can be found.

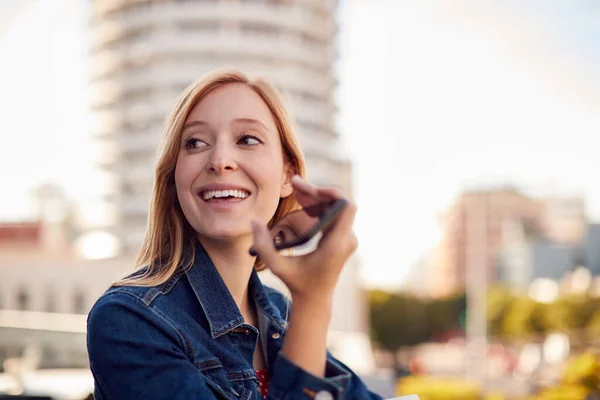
[268,351,383,400]
[87,292,223,400]
[265,289,383,400]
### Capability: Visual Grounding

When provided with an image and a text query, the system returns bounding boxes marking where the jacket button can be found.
[271,333,280,339]
[314,391,334,400]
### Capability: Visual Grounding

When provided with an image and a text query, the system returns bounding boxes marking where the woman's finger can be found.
[291,177,324,208]
[318,202,358,251]
[293,190,322,209]
[315,186,345,201]
[291,175,317,194]
[250,221,283,272]
[292,176,346,206]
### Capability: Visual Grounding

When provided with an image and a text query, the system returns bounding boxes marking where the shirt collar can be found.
[186,240,287,339]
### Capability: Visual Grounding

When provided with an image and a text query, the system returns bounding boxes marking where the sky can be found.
[1,0,600,290]
[339,0,600,289]
[0,0,97,218]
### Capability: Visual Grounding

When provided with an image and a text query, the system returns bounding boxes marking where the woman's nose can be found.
[207,142,237,173]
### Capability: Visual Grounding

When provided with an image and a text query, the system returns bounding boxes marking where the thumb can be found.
[249,221,282,270]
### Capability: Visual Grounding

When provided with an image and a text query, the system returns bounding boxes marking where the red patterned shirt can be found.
[255,370,270,399]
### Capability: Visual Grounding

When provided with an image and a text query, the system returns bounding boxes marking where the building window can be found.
[74,291,86,314]
[45,290,57,313]
[300,32,321,48]
[176,20,220,33]
[17,288,30,311]
[239,22,282,39]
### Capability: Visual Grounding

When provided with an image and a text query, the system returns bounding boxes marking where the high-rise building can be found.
[89,0,342,254]
[431,187,543,297]
[432,186,589,297]
[540,195,586,245]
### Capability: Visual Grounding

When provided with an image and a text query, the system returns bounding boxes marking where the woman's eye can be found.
[239,135,262,146]
[184,138,207,149]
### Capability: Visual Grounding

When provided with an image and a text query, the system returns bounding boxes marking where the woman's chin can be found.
[195,229,253,243]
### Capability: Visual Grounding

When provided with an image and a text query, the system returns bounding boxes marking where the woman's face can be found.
[174,83,293,243]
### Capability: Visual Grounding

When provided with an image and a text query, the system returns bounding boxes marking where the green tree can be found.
[487,284,516,337]
[537,299,575,333]
[368,291,429,350]
[426,293,466,338]
[501,297,544,337]
[586,308,600,336]
[529,351,600,400]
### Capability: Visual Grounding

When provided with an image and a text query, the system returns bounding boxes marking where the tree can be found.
[487,284,516,337]
[368,291,430,351]
[501,297,544,337]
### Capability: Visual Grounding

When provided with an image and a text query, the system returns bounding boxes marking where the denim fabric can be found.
[87,241,382,400]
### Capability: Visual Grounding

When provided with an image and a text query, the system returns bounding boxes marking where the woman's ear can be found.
[280,162,295,198]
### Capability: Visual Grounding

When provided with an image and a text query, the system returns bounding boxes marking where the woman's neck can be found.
[197,234,256,317]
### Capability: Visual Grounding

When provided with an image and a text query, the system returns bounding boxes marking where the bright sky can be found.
[339,1,600,289]
[1,0,600,290]
[0,0,98,215]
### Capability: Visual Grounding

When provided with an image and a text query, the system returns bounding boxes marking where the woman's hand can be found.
[250,176,358,303]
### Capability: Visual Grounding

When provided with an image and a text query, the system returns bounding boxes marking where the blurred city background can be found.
[1,0,600,399]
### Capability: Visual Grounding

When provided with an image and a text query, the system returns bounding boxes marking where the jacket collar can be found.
[185,240,287,339]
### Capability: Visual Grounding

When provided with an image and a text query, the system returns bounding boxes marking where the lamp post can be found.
[466,193,488,384]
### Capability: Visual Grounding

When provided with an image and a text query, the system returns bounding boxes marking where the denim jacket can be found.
[87,241,382,400]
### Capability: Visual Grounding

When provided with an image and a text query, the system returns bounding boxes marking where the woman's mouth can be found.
[199,189,250,202]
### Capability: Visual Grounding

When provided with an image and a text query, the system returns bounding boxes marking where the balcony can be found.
[99,66,331,130]
[135,31,324,69]
[117,129,161,157]
[92,1,333,48]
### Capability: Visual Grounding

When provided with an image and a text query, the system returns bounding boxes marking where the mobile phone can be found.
[249,198,348,256]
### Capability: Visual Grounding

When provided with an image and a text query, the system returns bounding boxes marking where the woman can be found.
[87,69,382,400]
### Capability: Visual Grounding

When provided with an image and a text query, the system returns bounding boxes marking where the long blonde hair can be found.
[115,69,306,287]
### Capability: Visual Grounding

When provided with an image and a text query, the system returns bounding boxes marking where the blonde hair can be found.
[115,69,306,287]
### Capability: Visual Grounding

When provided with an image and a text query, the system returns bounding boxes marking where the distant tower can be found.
[33,183,72,255]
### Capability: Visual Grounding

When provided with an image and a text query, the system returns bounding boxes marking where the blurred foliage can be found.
[527,351,600,400]
[394,352,600,400]
[562,351,599,388]
[374,285,600,399]
[369,285,600,353]
[396,375,480,400]
[586,308,600,336]
[487,284,516,336]
[529,386,590,400]
[501,296,544,337]
[485,285,600,339]
[367,290,466,352]
[483,393,507,400]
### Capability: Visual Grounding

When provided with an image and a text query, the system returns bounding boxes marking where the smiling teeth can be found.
[202,190,249,200]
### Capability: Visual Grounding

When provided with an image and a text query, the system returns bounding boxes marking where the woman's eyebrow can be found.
[232,118,269,131]
[182,120,210,131]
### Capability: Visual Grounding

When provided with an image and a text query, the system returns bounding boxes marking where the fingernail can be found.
[292,175,302,183]
[249,246,257,256]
